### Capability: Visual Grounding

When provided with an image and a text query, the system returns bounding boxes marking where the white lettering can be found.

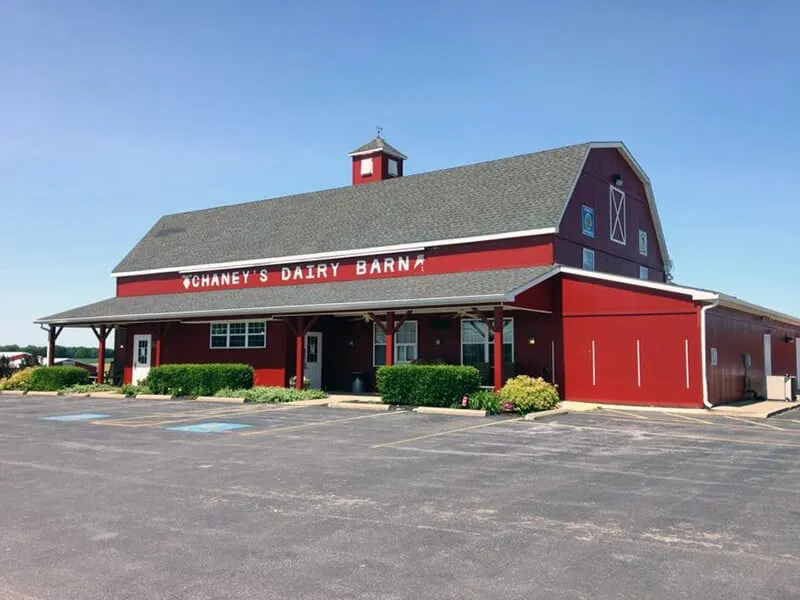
[305,265,315,280]
[356,260,366,275]
[317,264,328,279]
[383,257,395,273]
[370,258,381,274]
[221,272,231,286]
[398,256,410,271]
[191,275,200,288]
[242,269,251,283]
[259,269,269,283]
[331,262,340,277]
[293,266,304,280]
[211,273,220,287]
[281,267,291,281]
[232,271,240,285]
[201,274,211,287]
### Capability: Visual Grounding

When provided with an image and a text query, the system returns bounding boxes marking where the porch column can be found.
[46,326,63,367]
[154,324,162,367]
[295,316,305,390]
[97,326,107,384]
[385,311,394,367]
[493,306,504,392]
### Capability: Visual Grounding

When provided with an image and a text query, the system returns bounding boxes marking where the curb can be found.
[25,391,61,397]
[133,394,174,401]
[287,398,337,407]
[765,404,800,418]
[88,392,127,400]
[413,406,486,417]
[64,393,90,398]
[0,390,26,396]
[331,401,392,412]
[195,396,245,404]
[524,407,570,421]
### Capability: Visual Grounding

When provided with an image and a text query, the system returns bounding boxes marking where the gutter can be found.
[700,297,721,409]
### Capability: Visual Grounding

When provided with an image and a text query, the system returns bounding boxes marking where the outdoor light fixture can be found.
[435,338,442,346]
[784,335,793,344]
[348,340,354,347]
[613,174,623,187]
[528,337,536,345]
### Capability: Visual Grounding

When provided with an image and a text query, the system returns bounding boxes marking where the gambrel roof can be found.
[112,141,671,277]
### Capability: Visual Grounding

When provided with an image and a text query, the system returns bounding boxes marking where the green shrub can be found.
[61,383,121,395]
[145,363,253,396]
[28,367,90,391]
[376,364,481,407]
[0,367,39,391]
[498,375,560,414]
[214,386,328,403]
[121,384,151,397]
[466,389,502,415]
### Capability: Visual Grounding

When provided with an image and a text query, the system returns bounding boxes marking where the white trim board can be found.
[112,228,558,278]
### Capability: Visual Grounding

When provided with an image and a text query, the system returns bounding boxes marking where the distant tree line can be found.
[0,345,114,360]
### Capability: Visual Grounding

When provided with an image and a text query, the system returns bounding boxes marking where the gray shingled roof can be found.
[113,143,591,274]
[348,136,408,159]
[37,267,555,325]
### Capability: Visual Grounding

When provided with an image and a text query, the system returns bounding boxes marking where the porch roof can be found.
[36,266,556,326]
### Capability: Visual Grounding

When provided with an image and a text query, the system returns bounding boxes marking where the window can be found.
[360,157,373,176]
[209,321,267,349]
[581,205,595,238]
[374,321,418,366]
[639,265,648,280]
[710,347,718,367]
[638,230,648,256]
[387,158,398,177]
[582,248,595,271]
[609,185,626,245]
[461,319,514,366]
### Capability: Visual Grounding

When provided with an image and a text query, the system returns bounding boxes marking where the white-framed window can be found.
[461,318,514,366]
[581,205,595,238]
[582,248,595,271]
[210,321,266,349]
[387,158,398,177]
[638,229,648,256]
[374,321,418,366]
[360,157,373,176]
[609,185,627,245]
[639,265,648,280]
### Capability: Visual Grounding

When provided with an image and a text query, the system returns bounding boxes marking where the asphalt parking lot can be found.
[2,395,800,599]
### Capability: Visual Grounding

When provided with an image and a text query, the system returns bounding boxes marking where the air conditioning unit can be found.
[766,375,798,401]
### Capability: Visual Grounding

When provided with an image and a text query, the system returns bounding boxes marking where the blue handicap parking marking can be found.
[166,422,252,433]
[41,413,110,422]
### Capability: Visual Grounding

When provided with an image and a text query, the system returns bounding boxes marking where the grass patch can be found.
[215,387,328,403]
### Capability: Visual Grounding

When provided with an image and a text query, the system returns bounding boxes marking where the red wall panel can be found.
[116,236,555,297]
[560,277,703,407]
[706,307,800,405]
[351,152,403,185]
[556,148,665,280]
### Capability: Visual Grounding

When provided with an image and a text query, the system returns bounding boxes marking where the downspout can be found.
[700,298,720,409]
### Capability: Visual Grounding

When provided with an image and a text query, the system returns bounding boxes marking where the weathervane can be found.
[375,125,383,138]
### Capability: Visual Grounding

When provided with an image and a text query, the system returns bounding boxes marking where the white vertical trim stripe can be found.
[591,340,597,386]
[636,339,641,388]
[684,339,690,388]
[551,340,556,383]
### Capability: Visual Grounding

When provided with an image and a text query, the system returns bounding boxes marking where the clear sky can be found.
[1,0,798,346]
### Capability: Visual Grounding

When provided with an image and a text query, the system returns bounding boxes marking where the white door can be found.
[763,334,772,377]
[132,334,152,385]
[304,332,322,389]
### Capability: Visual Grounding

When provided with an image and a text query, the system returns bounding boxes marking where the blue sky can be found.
[1,0,798,346]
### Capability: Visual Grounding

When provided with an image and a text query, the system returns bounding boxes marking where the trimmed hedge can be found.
[499,375,560,413]
[28,367,90,391]
[145,364,253,397]
[376,364,481,407]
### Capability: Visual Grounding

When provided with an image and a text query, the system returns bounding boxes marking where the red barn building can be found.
[37,138,800,407]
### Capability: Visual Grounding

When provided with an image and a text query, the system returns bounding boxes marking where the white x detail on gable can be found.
[609,185,626,245]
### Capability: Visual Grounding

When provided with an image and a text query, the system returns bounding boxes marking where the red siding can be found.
[116,236,555,297]
[706,307,800,405]
[560,277,703,407]
[556,148,665,280]
[351,152,403,185]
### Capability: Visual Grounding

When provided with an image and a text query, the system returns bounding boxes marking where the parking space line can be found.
[95,404,307,428]
[720,415,786,431]
[603,409,649,420]
[238,410,403,436]
[372,417,524,449]
[665,412,715,425]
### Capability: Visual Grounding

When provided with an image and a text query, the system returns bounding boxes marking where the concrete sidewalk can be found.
[559,399,800,419]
